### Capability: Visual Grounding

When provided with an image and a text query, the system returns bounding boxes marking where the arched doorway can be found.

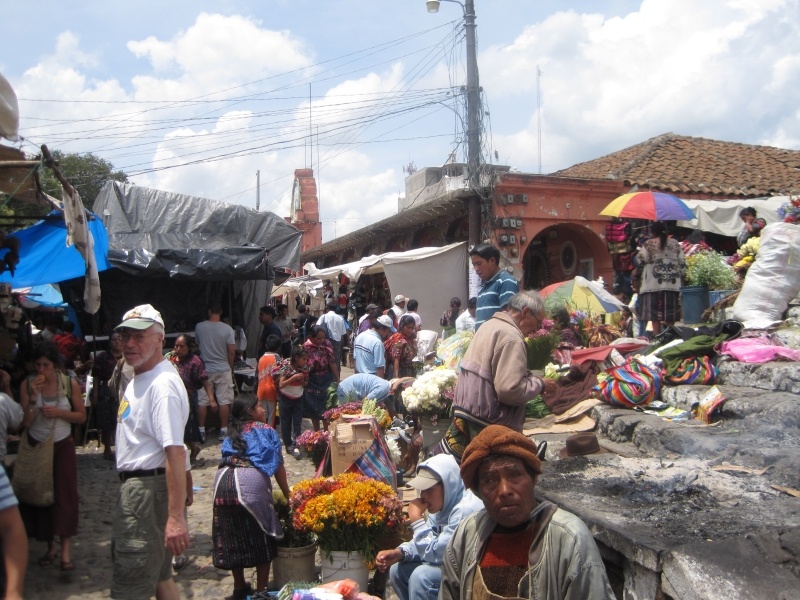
[522,241,551,290]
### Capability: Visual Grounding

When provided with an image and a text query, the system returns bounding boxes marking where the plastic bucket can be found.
[420,418,452,456]
[680,286,709,324]
[708,289,736,306]
[271,543,317,590]
[321,550,369,591]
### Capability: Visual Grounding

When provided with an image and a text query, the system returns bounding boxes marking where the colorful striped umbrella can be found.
[539,276,625,314]
[600,191,695,221]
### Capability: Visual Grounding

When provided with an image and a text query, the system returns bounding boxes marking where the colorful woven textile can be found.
[348,432,396,489]
[596,358,661,408]
[663,355,719,386]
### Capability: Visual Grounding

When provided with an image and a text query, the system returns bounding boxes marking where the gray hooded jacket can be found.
[399,454,485,565]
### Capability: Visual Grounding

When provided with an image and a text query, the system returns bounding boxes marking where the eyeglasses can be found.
[119,331,155,343]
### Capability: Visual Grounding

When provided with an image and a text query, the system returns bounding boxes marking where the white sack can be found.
[732,223,800,329]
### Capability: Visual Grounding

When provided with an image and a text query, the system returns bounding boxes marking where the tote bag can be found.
[12,427,55,506]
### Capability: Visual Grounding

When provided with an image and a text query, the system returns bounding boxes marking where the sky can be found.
[2,0,799,242]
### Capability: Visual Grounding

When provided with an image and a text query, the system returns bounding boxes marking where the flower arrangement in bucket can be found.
[273,490,316,548]
[401,368,457,425]
[685,250,738,290]
[290,472,404,560]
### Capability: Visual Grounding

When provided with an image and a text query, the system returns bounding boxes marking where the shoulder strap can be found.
[59,372,72,401]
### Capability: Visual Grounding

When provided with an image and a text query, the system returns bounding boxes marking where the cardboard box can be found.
[330,418,376,475]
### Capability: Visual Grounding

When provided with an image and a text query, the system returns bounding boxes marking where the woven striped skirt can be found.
[638,290,681,323]
[212,468,277,569]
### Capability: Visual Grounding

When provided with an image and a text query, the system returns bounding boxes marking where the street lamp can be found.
[426,0,482,246]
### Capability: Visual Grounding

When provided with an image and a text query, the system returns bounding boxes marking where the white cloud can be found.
[481,0,800,173]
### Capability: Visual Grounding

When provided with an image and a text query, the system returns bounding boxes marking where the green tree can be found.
[39,150,128,210]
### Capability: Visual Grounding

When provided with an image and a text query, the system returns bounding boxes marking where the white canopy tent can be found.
[677,196,785,237]
[303,242,469,328]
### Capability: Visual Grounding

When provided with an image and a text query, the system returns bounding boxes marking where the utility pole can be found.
[464,0,481,247]
[256,170,260,211]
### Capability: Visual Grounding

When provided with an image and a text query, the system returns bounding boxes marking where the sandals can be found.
[60,560,75,572]
[38,551,58,567]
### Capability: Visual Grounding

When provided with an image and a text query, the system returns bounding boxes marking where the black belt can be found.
[119,468,166,482]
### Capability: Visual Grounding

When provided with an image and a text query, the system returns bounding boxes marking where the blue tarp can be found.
[0,211,112,288]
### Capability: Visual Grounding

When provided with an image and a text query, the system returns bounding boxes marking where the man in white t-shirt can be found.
[317,301,348,366]
[194,303,236,441]
[455,297,477,333]
[112,304,189,600]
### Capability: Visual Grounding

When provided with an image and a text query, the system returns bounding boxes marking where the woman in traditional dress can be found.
[302,325,339,432]
[169,334,216,463]
[19,342,85,571]
[385,314,418,380]
[91,331,123,460]
[636,221,686,335]
[212,395,290,598]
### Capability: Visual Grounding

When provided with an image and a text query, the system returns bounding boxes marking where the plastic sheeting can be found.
[305,242,469,329]
[0,212,112,288]
[677,197,784,237]
[94,180,303,280]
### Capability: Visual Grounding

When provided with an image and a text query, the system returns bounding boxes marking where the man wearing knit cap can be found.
[440,425,615,600]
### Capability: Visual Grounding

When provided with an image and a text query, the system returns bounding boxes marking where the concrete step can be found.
[535,358,800,598]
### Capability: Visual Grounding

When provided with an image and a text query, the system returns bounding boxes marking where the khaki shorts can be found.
[197,370,235,407]
[111,475,171,599]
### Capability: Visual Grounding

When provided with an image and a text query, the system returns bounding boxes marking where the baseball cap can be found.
[365,303,379,311]
[407,467,441,491]
[375,315,397,332]
[394,294,408,304]
[115,304,165,330]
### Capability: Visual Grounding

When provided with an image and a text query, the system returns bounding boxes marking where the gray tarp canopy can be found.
[94,180,302,279]
[92,181,302,357]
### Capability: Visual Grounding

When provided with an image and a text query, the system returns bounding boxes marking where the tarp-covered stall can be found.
[304,242,469,329]
[93,181,303,355]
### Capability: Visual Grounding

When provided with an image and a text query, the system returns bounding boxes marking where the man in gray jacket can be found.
[441,291,556,462]
[440,425,615,600]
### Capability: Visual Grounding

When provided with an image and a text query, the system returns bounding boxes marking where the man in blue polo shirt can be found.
[470,243,519,329]
[354,315,394,377]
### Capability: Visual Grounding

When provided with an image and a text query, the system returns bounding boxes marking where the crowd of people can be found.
[0,227,749,599]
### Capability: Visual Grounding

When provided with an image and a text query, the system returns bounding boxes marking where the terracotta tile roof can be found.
[552,133,800,197]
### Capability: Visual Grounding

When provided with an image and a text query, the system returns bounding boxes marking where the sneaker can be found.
[219,429,227,442]
[199,431,206,445]
[292,446,302,459]
[172,554,189,572]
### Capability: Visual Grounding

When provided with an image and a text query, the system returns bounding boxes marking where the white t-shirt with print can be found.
[116,359,189,472]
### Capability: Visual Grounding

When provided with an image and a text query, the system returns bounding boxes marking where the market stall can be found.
[304,242,469,329]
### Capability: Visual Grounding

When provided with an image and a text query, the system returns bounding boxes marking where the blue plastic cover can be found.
[0,211,111,287]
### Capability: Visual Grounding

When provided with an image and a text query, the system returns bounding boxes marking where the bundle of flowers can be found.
[685,250,738,290]
[290,473,404,559]
[778,197,800,224]
[361,398,392,430]
[401,368,457,417]
[322,401,362,422]
[732,236,760,272]
[273,490,316,548]
[526,318,561,370]
[295,430,330,468]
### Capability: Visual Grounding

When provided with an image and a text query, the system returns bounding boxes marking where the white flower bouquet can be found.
[401,368,457,417]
